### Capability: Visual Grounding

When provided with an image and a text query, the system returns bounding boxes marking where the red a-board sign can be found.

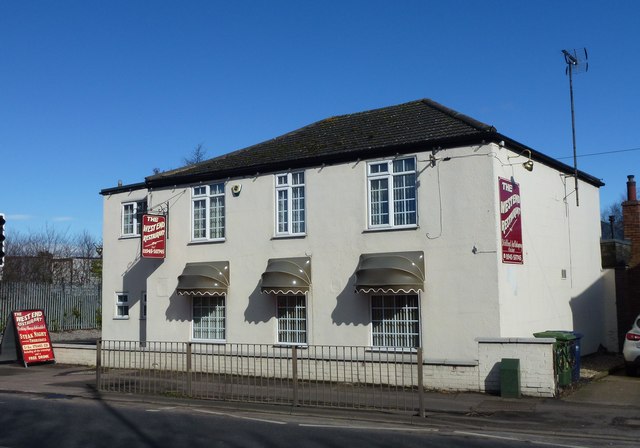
[499,177,524,264]
[141,214,166,259]
[12,309,55,365]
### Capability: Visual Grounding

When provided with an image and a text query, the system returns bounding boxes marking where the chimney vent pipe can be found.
[628,175,636,202]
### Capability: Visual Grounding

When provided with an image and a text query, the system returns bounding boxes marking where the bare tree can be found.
[3,225,102,284]
[601,194,625,240]
[183,143,207,166]
[72,230,103,284]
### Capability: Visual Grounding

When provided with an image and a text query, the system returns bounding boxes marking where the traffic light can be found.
[0,213,5,267]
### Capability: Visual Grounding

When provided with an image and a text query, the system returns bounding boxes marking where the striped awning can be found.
[355,251,424,294]
[261,257,311,295]
[176,261,229,296]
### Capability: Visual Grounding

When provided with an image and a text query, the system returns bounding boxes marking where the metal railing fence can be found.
[0,281,101,332]
[97,340,425,415]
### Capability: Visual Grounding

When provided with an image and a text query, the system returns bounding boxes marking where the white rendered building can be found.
[100,99,609,367]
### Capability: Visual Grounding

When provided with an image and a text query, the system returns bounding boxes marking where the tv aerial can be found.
[562,48,588,207]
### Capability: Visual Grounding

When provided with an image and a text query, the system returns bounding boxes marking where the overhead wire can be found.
[553,146,640,160]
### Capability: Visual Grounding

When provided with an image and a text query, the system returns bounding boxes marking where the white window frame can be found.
[367,156,417,229]
[115,292,129,319]
[192,295,226,342]
[140,292,147,320]
[275,171,306,236]
[276,295,307,345]
[370,294,420,350]
[191,183,225,242]
[121,200,147,237]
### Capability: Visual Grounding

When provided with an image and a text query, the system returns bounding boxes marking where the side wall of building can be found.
[493,158,608,354]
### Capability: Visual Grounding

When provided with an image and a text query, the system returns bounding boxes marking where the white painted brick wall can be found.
[477,338,556,397]
[69,338,558,397]
[53,344,96,366]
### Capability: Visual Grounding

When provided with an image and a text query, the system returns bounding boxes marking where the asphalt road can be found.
[0,392,637,448]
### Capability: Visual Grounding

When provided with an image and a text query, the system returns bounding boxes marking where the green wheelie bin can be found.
[533,330,577,387]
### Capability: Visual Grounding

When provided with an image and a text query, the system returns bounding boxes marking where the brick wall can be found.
[619,175,640,346]
[53,343,96,366]
[62,339,558,397]
[477,338,556,397]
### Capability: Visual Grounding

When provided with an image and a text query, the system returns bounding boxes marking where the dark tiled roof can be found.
[101,98,604,194]
[146,99,496,186]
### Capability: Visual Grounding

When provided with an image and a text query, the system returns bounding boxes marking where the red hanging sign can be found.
[12,310,55,365]
[499,177,523,264]
[141,214,166,259]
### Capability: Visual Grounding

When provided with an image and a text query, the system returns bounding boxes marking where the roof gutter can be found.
[492,133,604,187]
[99,181,147,196]
[143,132,497,189]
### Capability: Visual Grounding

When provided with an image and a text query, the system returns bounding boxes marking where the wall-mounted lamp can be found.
[508,148,534,172]
[523,159,534,172]
[522,149,534,171]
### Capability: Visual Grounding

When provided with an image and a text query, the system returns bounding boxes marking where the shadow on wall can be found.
[244,281,274,324]
[163,279,276,326]
[122,257,163,306]
[569,274,617,355]
[331,274,370,326]
[165,292,191,323]
[484,361,501,395]
[123,257,163,343]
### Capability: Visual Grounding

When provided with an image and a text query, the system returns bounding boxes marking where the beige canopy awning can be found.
[176,261,229,296]
[261,257,311,295]
[355,251,424,294]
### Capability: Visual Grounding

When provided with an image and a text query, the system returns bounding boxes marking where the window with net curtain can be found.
[368,157,417,228]
[192,183,225,241]
[275,172,305,236]
[115,293,129,319]
[121,200,147,236]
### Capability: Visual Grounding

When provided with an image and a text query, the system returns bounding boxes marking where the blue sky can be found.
[1,1,638,241]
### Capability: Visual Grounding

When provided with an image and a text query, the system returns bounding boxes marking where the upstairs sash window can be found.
[275,172,305,236]
[192,183,225,241]
[368,157,417,229]
[122,200,147,237]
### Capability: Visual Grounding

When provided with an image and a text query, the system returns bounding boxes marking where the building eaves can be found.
[495,133,604,187]
[100,181,147,196]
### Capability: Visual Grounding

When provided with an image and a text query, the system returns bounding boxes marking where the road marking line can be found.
[532,441,588,448]
[454,431,520,441]
[193,408,286,425]
[455,431,589,448]
[193,409,225,416]
[232,415,287,425]
[299,424,438,432]
[146,406,177,412]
